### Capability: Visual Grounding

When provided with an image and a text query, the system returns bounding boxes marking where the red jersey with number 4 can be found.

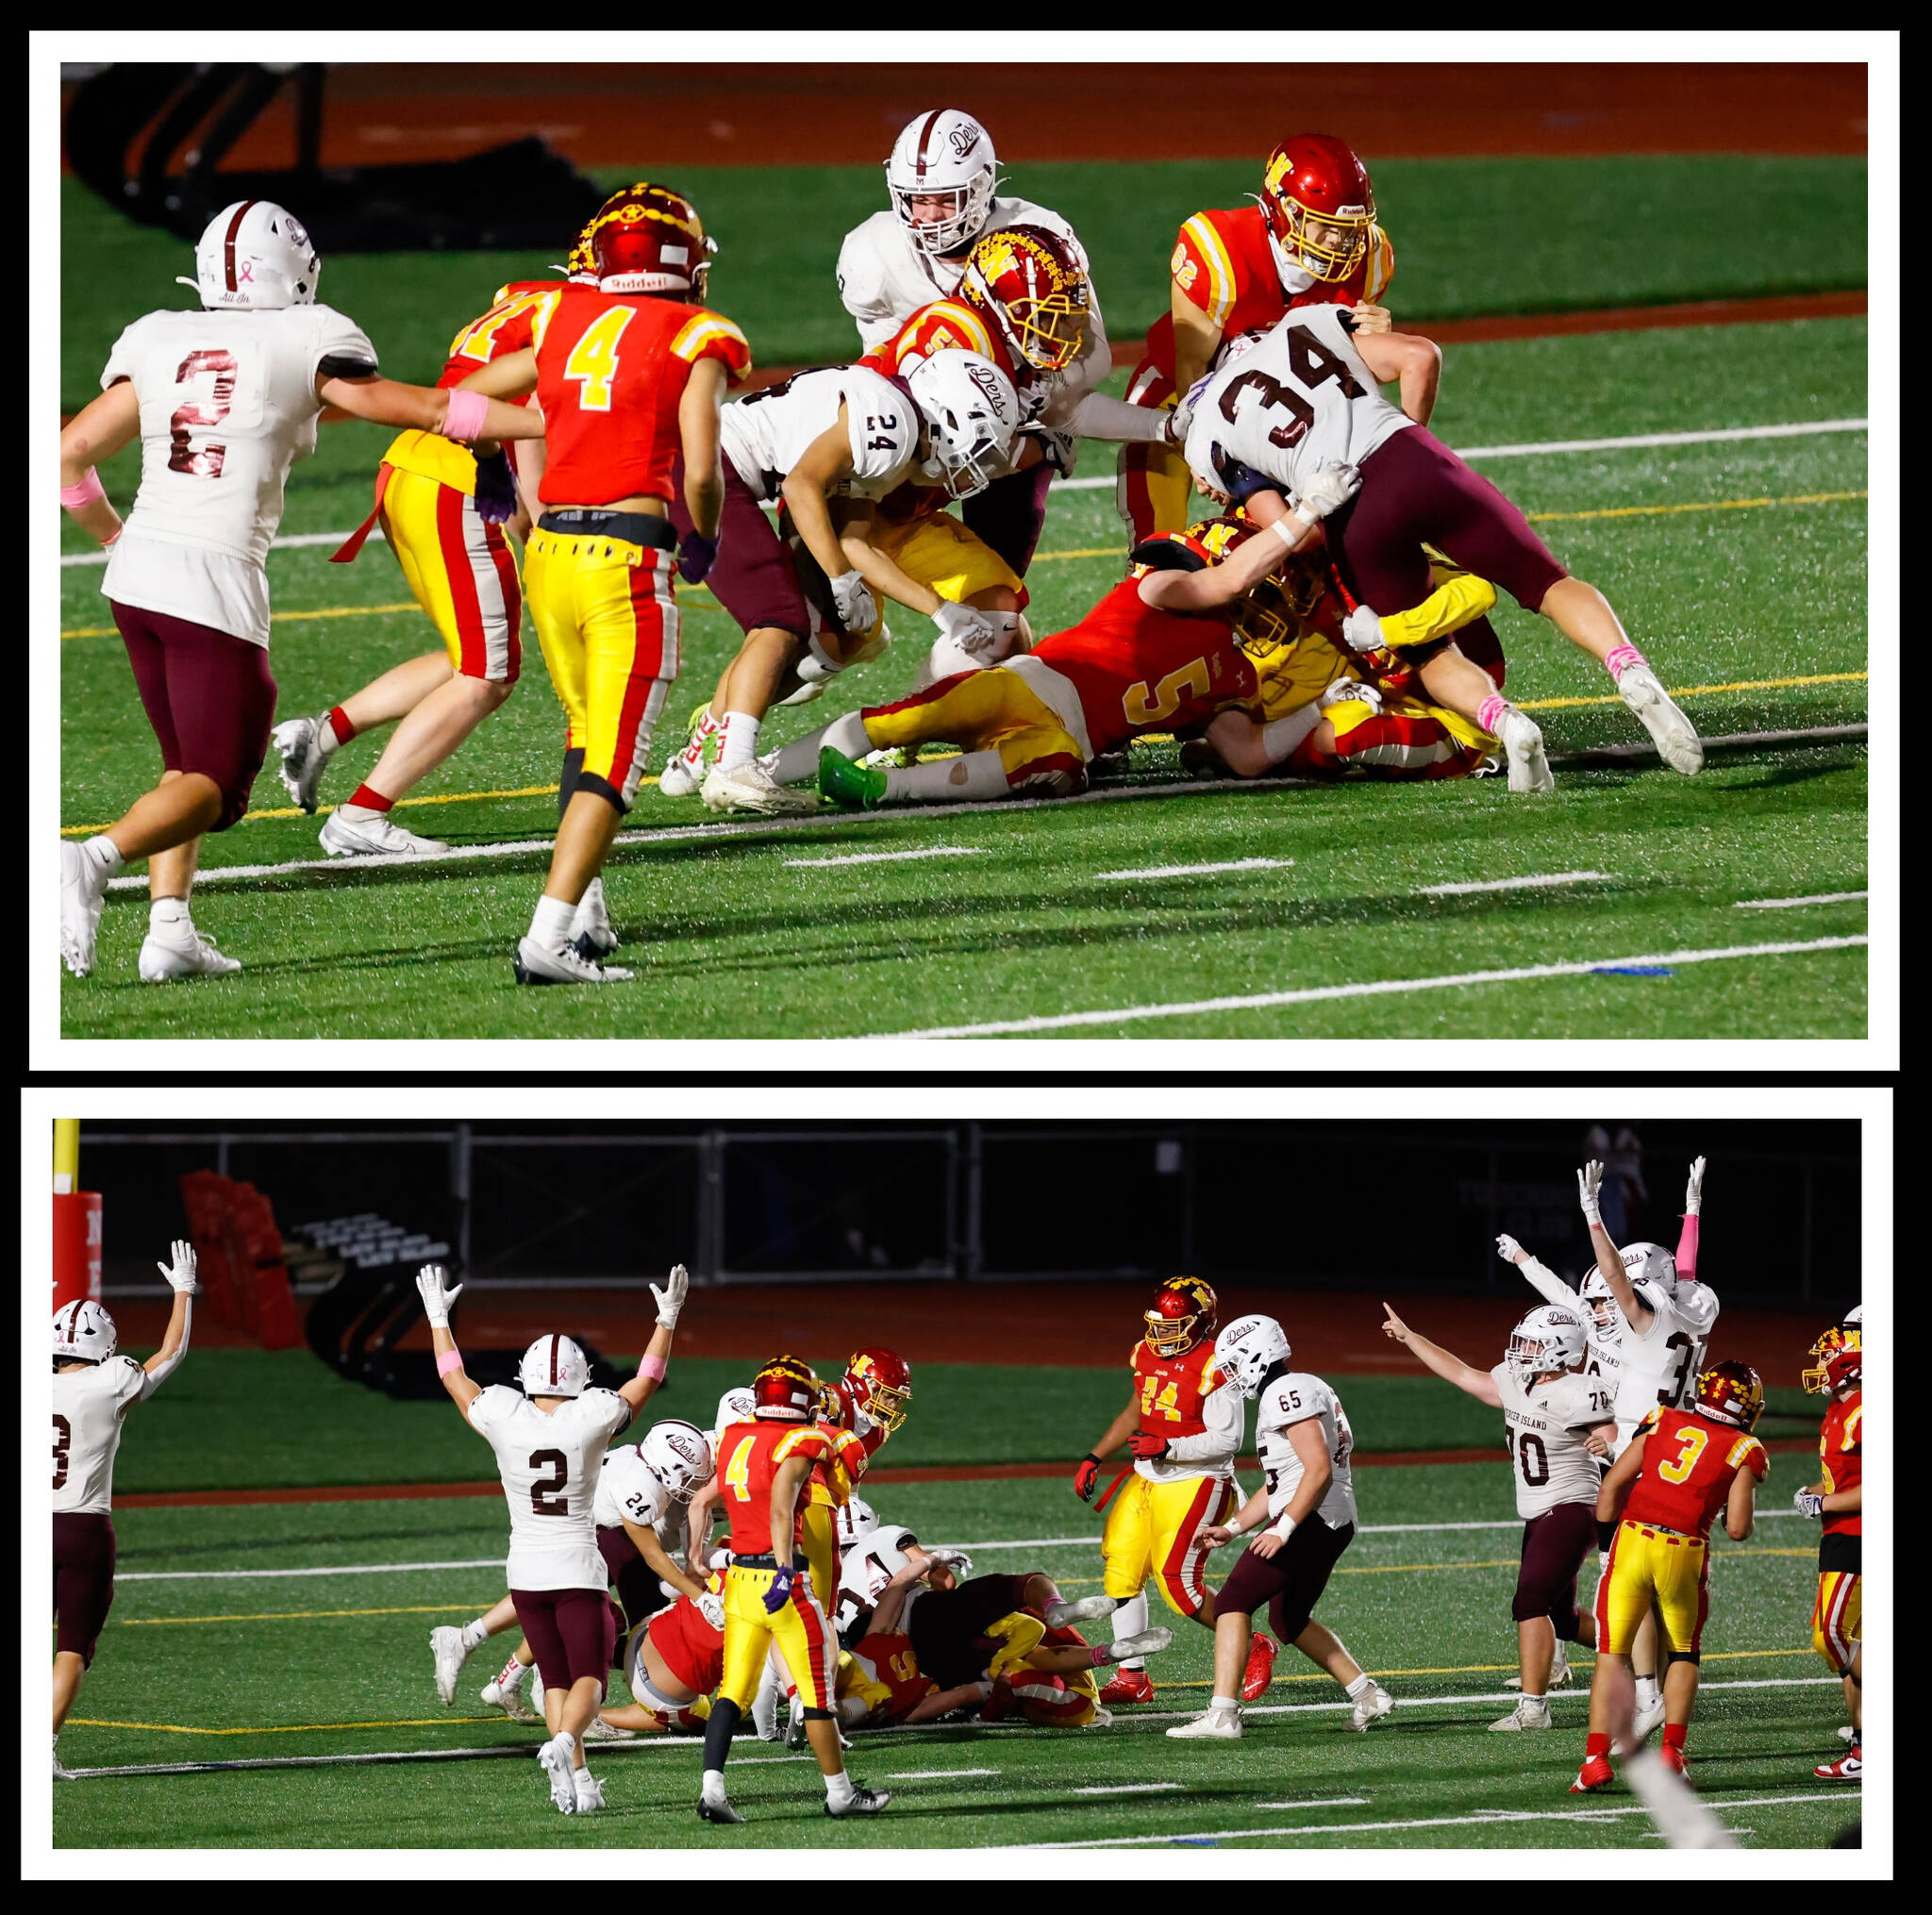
[1131,1340,1225,1440]
[1819,1391,1862,1538]
[714,1420,833,1557]
[1034,577,1258,757]
[1624,1406,1768,1539]
[536,284,751,508]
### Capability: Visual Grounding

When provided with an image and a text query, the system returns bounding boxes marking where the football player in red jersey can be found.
[454,185,752,984]
[1573,1360,1767,1793]
[1118,134,1396,544]
[1800,1314,1862,1779]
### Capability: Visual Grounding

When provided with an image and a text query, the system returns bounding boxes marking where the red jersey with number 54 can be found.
[1624,1406,1768,1539]
[535,284,751,508]
[1030,577,1258,757]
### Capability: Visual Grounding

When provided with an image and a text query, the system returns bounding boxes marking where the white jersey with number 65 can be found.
[1256,1371,1358,1531]
[1489,1365,1617,1520]
[467,1385,632,1590]
[1182,304,1413,505]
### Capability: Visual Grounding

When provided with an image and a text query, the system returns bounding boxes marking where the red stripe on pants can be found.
[436,484,488,676]
[1159,1476,1226,1616]
[598,556,672,788]
[486,522,522,682]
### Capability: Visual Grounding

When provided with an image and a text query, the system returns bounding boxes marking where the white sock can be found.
[1112,1592,1151,1669]
[82,835,125,877]
[528,893,577,950]
[772,708,869,786]
[824,1769,855,1809]
[149,897,190,930]
[1210,1693,1241,1712]
[881,748,1008,805]
[495,1653,529,1690]
[336,800,379,822]
[1345,1673,1374,1698]
[1634,1674,1659,1710]
[460,1619,489,1653]
[718,710,761,771]
[319,713,348,755]
[1260,706,1323,766]
[574,1765,597,1793]
[701,1767,728,1804]
[676,712,717,766]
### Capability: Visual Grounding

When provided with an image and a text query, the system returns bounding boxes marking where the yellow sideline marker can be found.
[121,1603,483,1626]
[70,1716,505,1736]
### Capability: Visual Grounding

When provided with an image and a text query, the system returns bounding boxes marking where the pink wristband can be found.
[61,469,106,509]
[436,1348,464,1377]
[638,1353,668,1382]
[439,389,491,442]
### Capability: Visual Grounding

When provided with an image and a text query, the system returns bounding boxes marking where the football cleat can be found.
[1615,662,1704,774]
[817,746,889,811]
[570,875,618,958]
[1108,1626,1174,1662]
[1497,707,1555,793]
[513,938,636,986]
[319,808,450,857]
[1348,1681,1394,1732]
[697,1792,746,1823]
[1615,1694,1667,1755]
[1046,1594,1119,1630]
[138,921,242,982]
[1098,1668,1156,1706]
[1241,1631,1278,1703]
[1570,1755,1615,1793]
[481,1673,541,1724]
[59,839,109,977]
[1814,1747,1861,1781]
[430,1625,472,1707]
[573,1770,607,1811]
[1167,1706,1242,1740]
[1491,1697,1554,1732]
[538,1736,578,1814]
[857,746,915,771]
[703,760,821,816]
[272,714,330,812]
[582,1714,634,1741]
[824,1786,891,1818]
[1657,1740,1688,1776]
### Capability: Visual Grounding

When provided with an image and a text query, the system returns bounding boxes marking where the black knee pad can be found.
[571,770,629,816]
[1663,1649,1702,1668]
[801,1707,833,1722]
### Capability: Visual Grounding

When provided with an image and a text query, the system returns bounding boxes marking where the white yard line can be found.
[888,1767,1002,1780]
[1735,890,1868,909]
[1070,1781,1189,1795]
[782,845,989,869]
[1097,857,1292,881]
[1419,870,1610,897]
[876,935,1870,1038]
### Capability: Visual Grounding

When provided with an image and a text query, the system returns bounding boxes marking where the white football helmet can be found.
[54,1298,118,1364]
[1507,1305,1589,1384]
[712,1385,757,1448]
[1620,1241,1679,1299]
[908,351,1019,499]
[1215,1313,1291,1397]
[1577,1270,1623,1338]
[887,109,999,258]
[640,1419,712,1501]
[177,200,321,310]
[519,1333,591,1399]
[1843,1304,1862,1327]
[834,1493,880,1549]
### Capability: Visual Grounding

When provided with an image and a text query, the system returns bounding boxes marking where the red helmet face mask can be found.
[844,1347,912,1432]
[960,224,1091,373]
[1260,134,1375,285]
[1144,1277,1218,1357]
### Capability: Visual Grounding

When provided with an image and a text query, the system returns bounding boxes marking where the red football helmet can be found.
[1692,1359,1765,1431]
[1144,1276,1218,1357]
[1128,513,1263,577]
[1259,135,1376,284]
[960,224,1091,373]
[1802,1325,1861,1396]
[753,1353,818,1421]
[577,183,717,299]
[844,1348,912,1432]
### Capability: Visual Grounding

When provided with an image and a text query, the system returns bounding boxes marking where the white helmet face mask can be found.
[1620,1241,1678,1300]
[519,1333,590,1399]
[1507,1305,1588,1384]
[887,109,999,258]
[178,199,321,310]
[908,351,1019,499]
[641,1419,712,1501]
[54,1298,119,1364]
[1214,1313,1291,1397]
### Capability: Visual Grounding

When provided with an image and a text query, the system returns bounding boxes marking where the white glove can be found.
[415,1262,462,1329]
[1793,1489,1824,1521]
[1685,1156,1706,1216]
[1341,605,1386,657]
[1496,1233,1526,1266]
[1577,1161,1604,1227]
[649,1262,689,1330]
[1291,461,1362,521]
[158,1240,199,1295]
[1318,674,1381,713]
[927,1547,974,1580]
[696,1589,725,1630]
[829,569,877,635]
[932,599,999,658]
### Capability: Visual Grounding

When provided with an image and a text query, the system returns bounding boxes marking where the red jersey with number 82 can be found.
[535,284,751,508]
[1032,577,1258,757]
[713,1420,834,1557]
[1624,1406,1768,1539]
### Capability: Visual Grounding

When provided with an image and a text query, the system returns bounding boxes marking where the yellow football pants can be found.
[1812,1570,1861,1674]
[1594,1521,1711,1657]
[377,465,523,683]
[801,1492,841,1615]
[862,665,1084,788]
[717,1562,836,1713]
[1101,1473,1236,1619]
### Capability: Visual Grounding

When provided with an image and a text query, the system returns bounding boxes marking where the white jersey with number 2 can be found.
[52,1355,151,1515]
[467,1385,631,1590]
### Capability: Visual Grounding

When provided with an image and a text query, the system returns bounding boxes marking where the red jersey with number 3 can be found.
[1033,577,1258,757]
[713,1420,832,1556]
[1131,1340,1224,1440]
[1819,1391,1862,1538]
[1624,1406,1768,1539]
[535,284,751,508]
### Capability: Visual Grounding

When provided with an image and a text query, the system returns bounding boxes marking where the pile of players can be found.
[58,112,1711,988]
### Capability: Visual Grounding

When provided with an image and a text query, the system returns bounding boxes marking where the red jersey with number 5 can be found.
[1624,1406,1768,1539]
[1819,1391,1862,1538]
[1032,577,1258,756]
[713,1420,833,1557]
[535,284,751,508]
[1131,1340,1225,1441]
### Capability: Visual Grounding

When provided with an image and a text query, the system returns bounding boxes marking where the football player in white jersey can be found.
[416,1258,688,1814]
[50,1242,198,1777]
[58,200,546,983]
[1170,1314,1391,1740]
[1176,305,1705,786]
[1380,1300,1616,1729]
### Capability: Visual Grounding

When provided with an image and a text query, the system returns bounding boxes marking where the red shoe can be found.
[1657,1741,1688,1776]
[1814,1747,1862,1781]
[1098,1667,1156,1706]
[1569,1755,1615,1794]
[978,1681,1020,1724]
[1241,1631,1278,1703]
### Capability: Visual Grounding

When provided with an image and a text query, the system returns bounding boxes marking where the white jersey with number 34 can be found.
[1610,1282,1709,1437]
[1182,303,1413,504]
[467,1386,631,1590]
[1489,1364,1617,1520]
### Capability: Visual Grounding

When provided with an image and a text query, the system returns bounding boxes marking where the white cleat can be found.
[319,808,451,858]
[1614,1693,1668,1755]
[696,1792,746,1824]
[573,1770,607,1811]
[701,761,821,816]
[430,1625,471,1707]
[138,920,242,983]
[60,840,108,977]
[481,1674,541,1724]
[1497,706,1556,793]
[1348,1681,1394,1732]
[272,714,330,812]
[658,751,705,799]
[1507,1646,1572,1690]
[513,938,635,986]
[1108,1627,1174,1661]
[824,1786,891,1818]
[570,876,618,958]
[538,1736,578,1814]
[1489,1697,1554,1732]
[1616,662,1704,774]
[581,1714,634,1741]
[1045,1594,1120,1629]
[1168,1706,1242,1740]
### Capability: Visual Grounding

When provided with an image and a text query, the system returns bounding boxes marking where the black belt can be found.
[538,508,677,552]
[732,1553,789,1571]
